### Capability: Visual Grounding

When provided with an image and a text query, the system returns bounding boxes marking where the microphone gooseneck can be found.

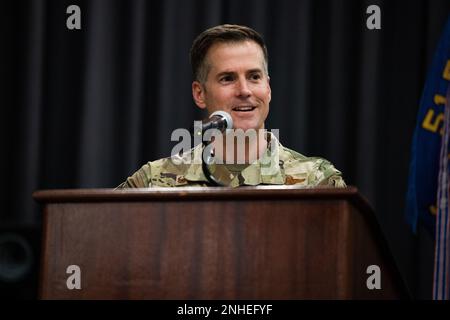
[201,111,233,186]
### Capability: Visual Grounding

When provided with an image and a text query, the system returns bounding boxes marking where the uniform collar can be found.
[182,132,285,186]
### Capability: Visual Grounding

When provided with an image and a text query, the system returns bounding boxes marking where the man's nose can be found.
[236,78,252,98]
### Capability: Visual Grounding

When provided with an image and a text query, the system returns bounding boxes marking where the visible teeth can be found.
[233,106,254,111]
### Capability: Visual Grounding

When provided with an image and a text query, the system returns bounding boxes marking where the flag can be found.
[405,16,450,237]
[405,15,450,300]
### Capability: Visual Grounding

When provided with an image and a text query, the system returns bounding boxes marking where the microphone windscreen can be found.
[210,111,233,129]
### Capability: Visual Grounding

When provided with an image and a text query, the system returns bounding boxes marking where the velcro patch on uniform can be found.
[285,175,306,185]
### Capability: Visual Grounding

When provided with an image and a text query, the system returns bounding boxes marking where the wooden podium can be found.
[33,186,408,299]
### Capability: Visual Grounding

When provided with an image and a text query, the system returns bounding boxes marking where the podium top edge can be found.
[33,185,360,202]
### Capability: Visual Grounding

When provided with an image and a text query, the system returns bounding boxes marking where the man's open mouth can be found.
[232,106,256,112]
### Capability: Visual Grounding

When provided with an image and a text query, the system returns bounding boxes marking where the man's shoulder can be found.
[279,145,328,166]
[278,145,308,161]
[117,147,199,189]
[278,145,346,187]
[147,149,196,184]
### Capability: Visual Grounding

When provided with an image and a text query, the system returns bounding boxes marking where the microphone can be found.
[200,111,234,133]
[199,111,233,187]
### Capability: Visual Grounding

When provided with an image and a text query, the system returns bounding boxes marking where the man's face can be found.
[192,40,271,131]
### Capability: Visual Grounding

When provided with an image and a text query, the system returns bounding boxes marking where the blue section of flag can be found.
[406,16,450,235]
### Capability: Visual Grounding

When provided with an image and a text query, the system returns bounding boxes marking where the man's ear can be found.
[192,81,207,109]
[267,76,271,103]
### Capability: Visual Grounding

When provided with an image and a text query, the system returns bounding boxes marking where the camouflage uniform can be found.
[117,133,346,188]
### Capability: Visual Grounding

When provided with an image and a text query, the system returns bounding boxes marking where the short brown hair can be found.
[190,24,269,83]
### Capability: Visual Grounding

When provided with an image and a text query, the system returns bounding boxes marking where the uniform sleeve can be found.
[317,159,347,188]
[116,163,152,189]
[327,174,347,188]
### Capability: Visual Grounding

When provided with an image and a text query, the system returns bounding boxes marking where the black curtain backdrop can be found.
[2,0,450,298]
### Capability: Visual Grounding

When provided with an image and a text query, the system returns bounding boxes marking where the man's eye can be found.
[220,76,233,82]
[250,74,262,80]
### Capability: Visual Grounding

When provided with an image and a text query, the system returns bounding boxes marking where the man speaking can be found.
[118,24,345,188]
